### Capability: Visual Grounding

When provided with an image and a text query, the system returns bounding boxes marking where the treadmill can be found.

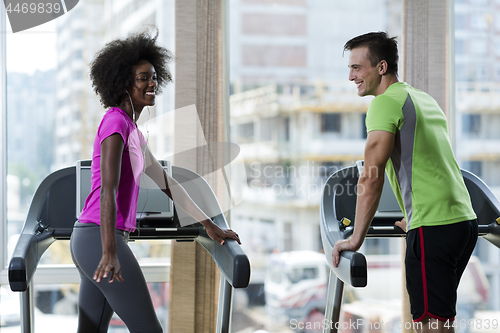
[8,160,250,333]
[320,161,500,333]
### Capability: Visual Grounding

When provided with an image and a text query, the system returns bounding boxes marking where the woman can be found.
[70,31,240,333]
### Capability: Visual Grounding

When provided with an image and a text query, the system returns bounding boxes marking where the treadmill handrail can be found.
[171,166,250,288]
[9,167,75,292]
[461,169,500,248]
[320,166,367,288]
[461,169,500,216]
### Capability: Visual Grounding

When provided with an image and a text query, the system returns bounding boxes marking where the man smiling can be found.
[331,32,478,333]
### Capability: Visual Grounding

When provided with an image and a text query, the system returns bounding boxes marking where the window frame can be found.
[0,2,7,284]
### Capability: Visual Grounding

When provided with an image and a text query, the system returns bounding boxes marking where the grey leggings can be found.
[70,222,163,333]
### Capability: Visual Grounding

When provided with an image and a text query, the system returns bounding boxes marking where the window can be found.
[1,2,175,329]
[470,13,488,30]
[456,63,469,81]
[72,69,82,80]
[283,116,290,142]
[495,39,500,57]
[258,219,276,253]
[242,13,307,36]
[260,116,279,141]
[229,0,404,330]
[319,161,342,180]
[454,0,500,316]
[269,264,284,284]
[478,64,489,80]
[321,113,341,133]
[463,160,482,178]
[234,122,254,143]
[361,113,368,139]
[455,13,466,29]
[242,45,307,67]
[73,29,83,39]
[471,39,487,55]
[288,267,318,284]
[455,38,466,56]
[283,222,293,251]
[462,114,481,137]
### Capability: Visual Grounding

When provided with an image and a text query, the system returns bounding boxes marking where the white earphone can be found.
[125,90,136,123]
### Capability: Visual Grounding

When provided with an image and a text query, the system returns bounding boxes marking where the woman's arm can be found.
[144,147,241,245]
[94,133,125,283]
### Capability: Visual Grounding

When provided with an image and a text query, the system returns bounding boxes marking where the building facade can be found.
[53,0,176,170]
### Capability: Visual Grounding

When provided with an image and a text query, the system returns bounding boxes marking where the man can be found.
[331,32,478,333]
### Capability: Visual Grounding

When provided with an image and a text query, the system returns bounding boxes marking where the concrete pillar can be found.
[169,0,226,332]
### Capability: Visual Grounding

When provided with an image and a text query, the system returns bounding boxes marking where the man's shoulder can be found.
[370,90,405,112]
[380,82,411,101]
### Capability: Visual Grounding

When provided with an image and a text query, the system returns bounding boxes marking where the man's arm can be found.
[331,130,395,267]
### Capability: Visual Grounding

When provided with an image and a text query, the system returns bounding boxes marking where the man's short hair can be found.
[344,32,399,76]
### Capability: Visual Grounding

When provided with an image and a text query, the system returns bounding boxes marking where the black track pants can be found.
[70,222,163,333]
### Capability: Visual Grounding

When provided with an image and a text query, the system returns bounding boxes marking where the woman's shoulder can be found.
[101,108,132,127]
[98,107,133,137]
[103,107,127,120]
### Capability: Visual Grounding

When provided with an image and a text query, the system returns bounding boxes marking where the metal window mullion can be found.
[448,0,456,153]
[33,263,170,284]
[0,0,8,277]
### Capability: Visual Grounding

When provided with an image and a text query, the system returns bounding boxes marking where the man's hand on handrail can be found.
[395,217,407,233]
[332,238,359,268]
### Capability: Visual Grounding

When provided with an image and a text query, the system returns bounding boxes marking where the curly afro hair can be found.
[90,30,174,108]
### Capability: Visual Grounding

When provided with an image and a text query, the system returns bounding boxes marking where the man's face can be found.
[348,47,383,97]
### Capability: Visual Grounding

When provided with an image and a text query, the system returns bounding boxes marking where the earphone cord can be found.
[125,90,142,233]
[125,90,136,123]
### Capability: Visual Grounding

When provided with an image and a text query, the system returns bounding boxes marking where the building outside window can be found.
[1,1,175,331]
[2,0,500,332]
[455,0,500,318]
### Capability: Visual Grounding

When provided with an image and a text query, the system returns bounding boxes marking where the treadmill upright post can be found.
[216,275,233,333]
[20,280,34,333]
[323,270,345,333]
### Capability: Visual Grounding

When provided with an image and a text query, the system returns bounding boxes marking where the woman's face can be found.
[127,59,157,110]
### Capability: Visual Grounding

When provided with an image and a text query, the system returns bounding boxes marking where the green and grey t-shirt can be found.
[366,82,476,231]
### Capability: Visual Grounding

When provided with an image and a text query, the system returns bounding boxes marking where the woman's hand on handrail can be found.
[202,219,241,246]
